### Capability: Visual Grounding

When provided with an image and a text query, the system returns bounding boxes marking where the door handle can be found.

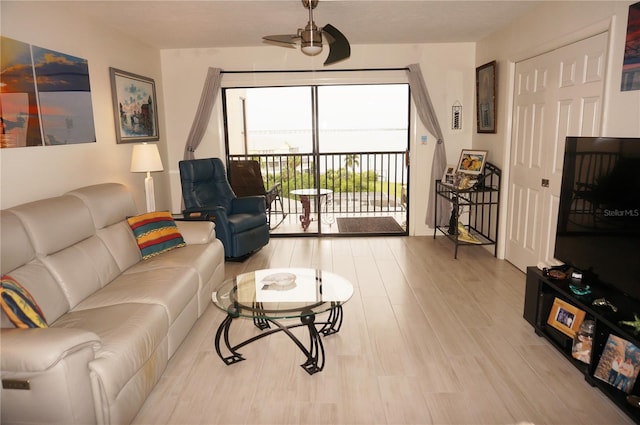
[541,179,549,188]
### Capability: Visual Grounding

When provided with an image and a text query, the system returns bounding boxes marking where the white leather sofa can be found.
[0,183,225,425]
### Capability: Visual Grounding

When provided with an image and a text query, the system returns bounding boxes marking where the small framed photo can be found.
[547,297,586,338]
[442,164,456,185]
[109,67,159,143]
[594,334,640,393]
[456,149,488,176]
[476,60,496,133]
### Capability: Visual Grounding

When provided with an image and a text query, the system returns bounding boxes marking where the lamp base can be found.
[144,174,156,212]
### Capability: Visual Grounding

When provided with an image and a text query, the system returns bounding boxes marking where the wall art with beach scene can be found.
[0,36,96,148]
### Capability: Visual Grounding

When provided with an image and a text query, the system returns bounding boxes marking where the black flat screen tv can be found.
[554,136,640,301]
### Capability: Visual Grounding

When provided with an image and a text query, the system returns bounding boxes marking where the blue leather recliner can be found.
[179,158,269,259]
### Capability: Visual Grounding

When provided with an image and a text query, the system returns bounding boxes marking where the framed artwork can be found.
[621,2,640,91]
[546,297,586,338]
[1,36,96,148]
[476,60,497,133]
[442,164,456,185]
[109,68,159,143]
[456,149,488,176]
[594,334,640,393]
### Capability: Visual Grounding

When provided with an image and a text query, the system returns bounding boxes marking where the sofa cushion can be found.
[9,195,95,256]
[0,211,36,275]
[41,235,121,309]
[72,266,199,325]
[1,275,48,328]
[52,303,168,403]
[127,212,186,260]
[125,241,224,315]
[66,183,138,230]
[68,183,143,272]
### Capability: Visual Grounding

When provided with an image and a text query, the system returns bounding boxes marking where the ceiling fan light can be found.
[300,25,322,56]
[301,44,323,56]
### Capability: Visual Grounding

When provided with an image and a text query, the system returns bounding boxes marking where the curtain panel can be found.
[406,63,449,227]
[183,67,223,160]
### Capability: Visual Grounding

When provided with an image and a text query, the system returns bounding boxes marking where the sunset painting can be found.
[32,45,95,145]
[0,37,42,147]
[0,36,95,148]
[622,2,640,91]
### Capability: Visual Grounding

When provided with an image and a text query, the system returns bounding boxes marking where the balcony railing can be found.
[229,151,408,218]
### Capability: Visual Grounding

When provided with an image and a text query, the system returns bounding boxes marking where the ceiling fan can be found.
[262,0,351,66]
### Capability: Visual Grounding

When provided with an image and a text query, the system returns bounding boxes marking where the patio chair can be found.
[229,159,286,229]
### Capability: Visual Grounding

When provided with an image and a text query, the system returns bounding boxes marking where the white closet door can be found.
[505,32,608,272]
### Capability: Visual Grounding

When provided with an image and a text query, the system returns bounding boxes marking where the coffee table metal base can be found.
[214,304,344,375]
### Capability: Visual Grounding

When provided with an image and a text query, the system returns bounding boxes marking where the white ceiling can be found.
[66,0,545,49]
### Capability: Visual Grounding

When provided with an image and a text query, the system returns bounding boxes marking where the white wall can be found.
[474,0,640,168]
[0,1,168,212]
[160,43,476,235]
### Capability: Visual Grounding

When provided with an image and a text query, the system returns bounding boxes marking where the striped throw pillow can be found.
[0,275,48,328]
[127,211,186,260]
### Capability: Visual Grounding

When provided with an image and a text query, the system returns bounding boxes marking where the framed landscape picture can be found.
[476,60,497,133]
[109,68,159,143]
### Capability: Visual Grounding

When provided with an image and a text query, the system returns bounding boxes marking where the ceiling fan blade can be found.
[322,24,350,65]
[262,34,300,48]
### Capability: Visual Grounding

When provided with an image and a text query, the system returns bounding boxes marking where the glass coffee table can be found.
[212,268,353,375]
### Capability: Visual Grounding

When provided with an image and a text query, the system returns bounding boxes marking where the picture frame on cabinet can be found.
[547,297,586,338]
[594,334,640,394]
[476,60,497,133]
[109,68,159,143]
[456,149,488,176]
[441,164,456,185]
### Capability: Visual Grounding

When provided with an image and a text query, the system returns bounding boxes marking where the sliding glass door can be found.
[224,83,409,236]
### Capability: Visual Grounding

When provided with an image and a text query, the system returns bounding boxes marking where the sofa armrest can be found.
[1,328,101,373]
[175,220,216,245]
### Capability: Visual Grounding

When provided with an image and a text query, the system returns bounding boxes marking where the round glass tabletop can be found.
[212,268,354,320]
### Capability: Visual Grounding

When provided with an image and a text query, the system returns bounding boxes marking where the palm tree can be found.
[344,154,359,171]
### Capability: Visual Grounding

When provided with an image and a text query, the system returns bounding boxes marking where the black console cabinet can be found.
[525,266,640,423]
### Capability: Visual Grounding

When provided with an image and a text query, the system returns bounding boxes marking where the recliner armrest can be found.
[1,328,101,373]
[232,195,266,214]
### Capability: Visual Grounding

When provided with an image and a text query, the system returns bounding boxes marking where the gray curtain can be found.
[183,67,223,160]
[406,63,449,227]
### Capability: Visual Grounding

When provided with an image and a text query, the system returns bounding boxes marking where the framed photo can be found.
[441,164,456,185]
[594,334,640,393]
[546,297,586,338]
[109,67,159,143]
[456,149,488,176]
[476,60,497,133]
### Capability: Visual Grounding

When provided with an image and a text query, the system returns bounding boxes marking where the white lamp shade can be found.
[130,143,164,173]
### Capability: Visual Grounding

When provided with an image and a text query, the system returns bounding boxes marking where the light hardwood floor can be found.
[132,236,634,425]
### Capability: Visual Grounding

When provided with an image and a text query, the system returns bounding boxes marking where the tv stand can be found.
[525,266,640,423]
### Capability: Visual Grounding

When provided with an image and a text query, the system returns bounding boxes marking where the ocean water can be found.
[232,128,408,154]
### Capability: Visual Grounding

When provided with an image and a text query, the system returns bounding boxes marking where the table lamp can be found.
[130,143,164,212]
